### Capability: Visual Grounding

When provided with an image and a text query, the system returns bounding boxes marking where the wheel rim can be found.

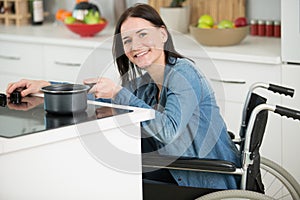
[261,157,300,200]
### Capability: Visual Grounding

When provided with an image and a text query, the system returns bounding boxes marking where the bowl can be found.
[189,24,249,46]
[65,20,108,37]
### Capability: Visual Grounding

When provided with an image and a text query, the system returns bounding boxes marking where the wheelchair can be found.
[142,82,300,200]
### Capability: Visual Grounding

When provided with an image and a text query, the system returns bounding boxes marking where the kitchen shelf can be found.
[0,0,30,26]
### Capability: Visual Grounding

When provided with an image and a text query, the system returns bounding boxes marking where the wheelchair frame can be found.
[143,82,300,200]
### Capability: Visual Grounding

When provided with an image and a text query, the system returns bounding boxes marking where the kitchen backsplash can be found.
[44,0,280,26]
[246,0,280,21]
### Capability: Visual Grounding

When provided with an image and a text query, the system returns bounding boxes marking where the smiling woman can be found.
[106,3,241,189]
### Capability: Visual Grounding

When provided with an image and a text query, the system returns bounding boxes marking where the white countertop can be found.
[0,23,281,64]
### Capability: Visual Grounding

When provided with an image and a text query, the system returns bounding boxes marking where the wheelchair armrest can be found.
[142,154,236,173]
[228,131,235,139]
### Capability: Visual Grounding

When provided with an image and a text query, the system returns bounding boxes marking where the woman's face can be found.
[120,17,167,69]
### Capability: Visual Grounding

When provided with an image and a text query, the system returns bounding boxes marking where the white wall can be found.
[246,0,281,21]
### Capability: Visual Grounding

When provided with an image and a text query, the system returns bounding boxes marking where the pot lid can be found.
[41,84,90,94]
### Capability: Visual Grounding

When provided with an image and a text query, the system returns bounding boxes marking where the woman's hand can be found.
[83,77,122,99]
[6,79,51,97]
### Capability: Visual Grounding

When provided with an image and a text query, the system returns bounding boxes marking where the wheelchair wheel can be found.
[261,157,300,200]
[196,189,274,200]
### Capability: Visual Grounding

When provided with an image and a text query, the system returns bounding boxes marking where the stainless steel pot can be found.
[41,84,90,115]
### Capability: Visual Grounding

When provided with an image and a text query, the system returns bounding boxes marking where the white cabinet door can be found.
[0,41,44,79]
[75,47,119,84]
[209,60,281,104]
[43,45,93,83]
[43,45,119,84]
[282,64,300,183]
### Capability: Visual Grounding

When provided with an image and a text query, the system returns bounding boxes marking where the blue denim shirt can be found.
[112,57,241,189]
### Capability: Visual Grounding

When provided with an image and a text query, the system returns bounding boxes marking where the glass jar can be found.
[265,20,274,37]
[250,19,258,36]
[258,20,266,36]
[274,20,281,37]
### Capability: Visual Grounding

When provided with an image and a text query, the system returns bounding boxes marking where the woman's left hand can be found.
[83,77,122,99]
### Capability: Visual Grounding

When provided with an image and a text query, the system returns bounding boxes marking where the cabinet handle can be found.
[0,54,21,60]
[210,78,246,84]
[54,61,81,67]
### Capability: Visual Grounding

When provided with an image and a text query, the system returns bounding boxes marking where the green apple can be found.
[64,16,76,24]
[217,20,234,29]
[198,14,214,27]
[84,10,100,24]
[197,23,212,29]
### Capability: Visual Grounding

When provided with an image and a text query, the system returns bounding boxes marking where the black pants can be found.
[142,137,178,185]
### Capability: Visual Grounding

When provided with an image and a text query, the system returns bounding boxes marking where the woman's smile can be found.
[134,50,149,58]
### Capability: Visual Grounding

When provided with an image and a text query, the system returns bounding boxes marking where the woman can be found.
[6,4,240,189]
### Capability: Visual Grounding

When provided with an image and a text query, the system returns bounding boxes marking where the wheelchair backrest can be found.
[240,92,268,193]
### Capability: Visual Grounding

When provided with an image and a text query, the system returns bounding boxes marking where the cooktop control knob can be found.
[0,93,7,107]
[10,90,22,104]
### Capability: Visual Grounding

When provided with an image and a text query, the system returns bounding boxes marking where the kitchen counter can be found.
[0,23,281,64]
[0,99,154,200]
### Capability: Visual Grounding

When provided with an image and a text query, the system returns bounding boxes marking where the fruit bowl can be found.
[65,20,108,37]
[189,24,249,46]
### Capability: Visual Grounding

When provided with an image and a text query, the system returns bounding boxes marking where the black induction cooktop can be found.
[0,96,132,138]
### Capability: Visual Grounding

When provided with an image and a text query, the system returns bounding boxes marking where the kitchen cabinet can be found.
[0,39,117,87]
[74,47,119,84]
[45,46,119,84]
[0,40,44,89]
[282,64,300,183]
[43,45,93,82]
[44,44,118,84]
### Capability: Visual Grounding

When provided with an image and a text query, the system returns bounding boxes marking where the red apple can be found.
[234,17,248,27]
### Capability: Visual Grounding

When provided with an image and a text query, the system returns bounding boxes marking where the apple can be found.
[197,23,212,29]
[234,17,248,27]
[198,14,214,28]
[84,9,100,24]
[64,16,76,24]
[217,20,234,29]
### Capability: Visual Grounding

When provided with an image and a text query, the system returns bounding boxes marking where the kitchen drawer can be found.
[75,48,119,84]
[0,41,44,78]
[44,45,93,82]
[207,60,281,103]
